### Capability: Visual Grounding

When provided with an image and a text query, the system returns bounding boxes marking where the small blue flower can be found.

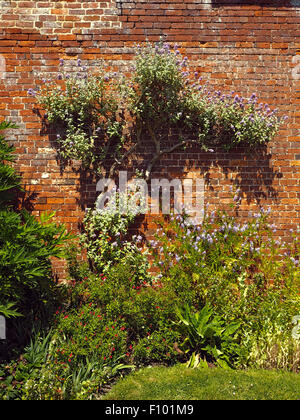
[27,88,36,96]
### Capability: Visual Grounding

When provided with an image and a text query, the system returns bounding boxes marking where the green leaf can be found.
[0,302,22,318]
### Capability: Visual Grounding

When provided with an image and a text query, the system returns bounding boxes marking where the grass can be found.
[103,364,300,400]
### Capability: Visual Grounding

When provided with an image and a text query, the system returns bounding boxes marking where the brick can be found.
[0,1,299,280]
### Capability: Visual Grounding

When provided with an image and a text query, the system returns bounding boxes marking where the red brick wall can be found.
[0,1,299,279]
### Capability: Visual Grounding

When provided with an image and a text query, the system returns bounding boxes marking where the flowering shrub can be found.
[30,42,286,177]
[128,43,285,177]
[34,61,121,169]
[149,199,300,369]
[80,189,149,278]
[21,260,180,399]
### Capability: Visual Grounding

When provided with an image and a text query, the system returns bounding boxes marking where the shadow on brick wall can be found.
[156,143,281,207]
[34,102,282,229]
[78,142,282,216]
[16,187,39,212]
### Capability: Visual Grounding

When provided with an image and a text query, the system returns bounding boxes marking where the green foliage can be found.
[2,196,300,398]
[175,304,241,368]
[130,42,283,153]
[32,42,285,177]
[129,43,194,131]
[64,261,178,362]
[185,352,209,369]
[36,66,121,168]
[0,120,21,208]
[0,122,71,358]
[150,201,300,370]
[0,210,70,320]
[0,302,22,319]
[20,261,175,399]
[80,189,148,277]
[0,330,52,400]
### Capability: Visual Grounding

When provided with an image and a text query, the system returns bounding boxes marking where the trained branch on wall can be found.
[29,42,286,181]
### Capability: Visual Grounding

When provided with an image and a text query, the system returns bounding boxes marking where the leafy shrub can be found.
[0,211,69,319]
[35,63,121,168]
[0,330,52,400]
[0,121,21,208]
[31,42,285,178]
[149,200,300,370]
[175,303,242,369]
[80,189,149,279]
[65,261,179,360]
[129,43,283,157]
[0,122,70,356]
[21,260,178,399]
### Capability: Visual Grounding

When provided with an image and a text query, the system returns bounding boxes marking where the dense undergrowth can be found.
[1,184,299,399]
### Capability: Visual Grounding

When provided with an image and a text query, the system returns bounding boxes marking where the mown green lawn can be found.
[103,364,300,400]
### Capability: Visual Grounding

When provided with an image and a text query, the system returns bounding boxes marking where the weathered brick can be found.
[0,0,299,279]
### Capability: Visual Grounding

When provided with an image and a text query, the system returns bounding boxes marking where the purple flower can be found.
[59,58,64,66]
[77,58,82,66]
[27,88,36,96]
